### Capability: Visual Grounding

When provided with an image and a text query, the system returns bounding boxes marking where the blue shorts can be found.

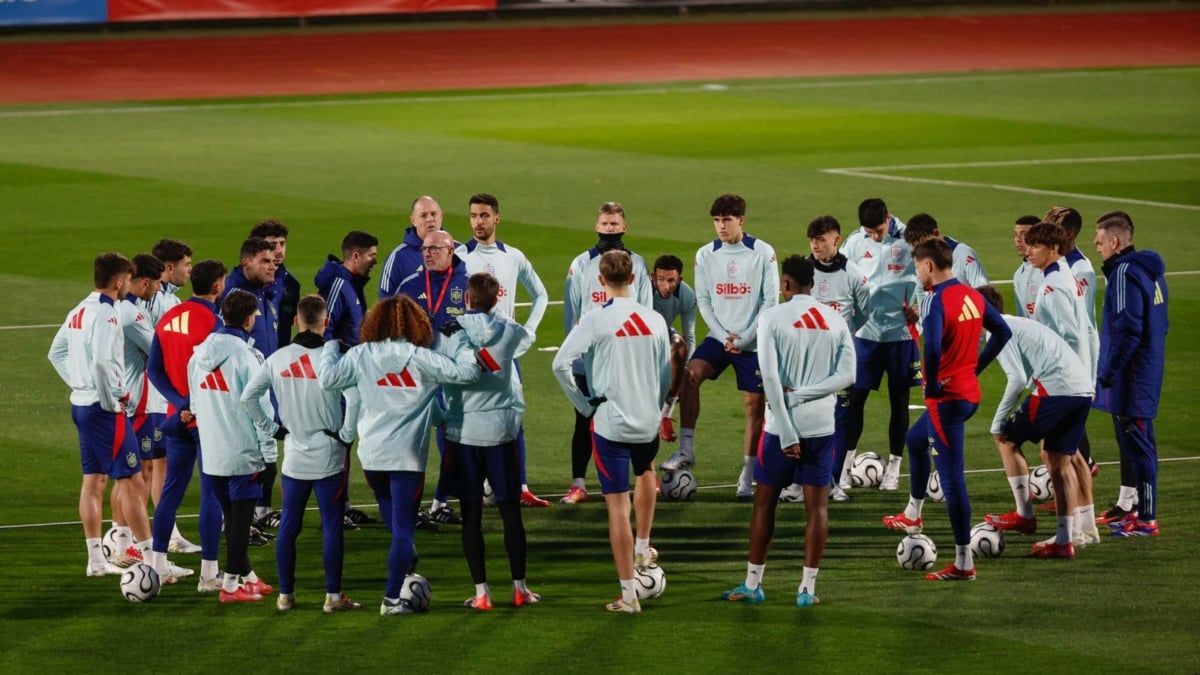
[853,337,922,391]
[1003,395,1092,455]
[755,431,835,489]
[691,337,762,392]
[206,473,263,503]
[592,433,658,495]
[445,439,520,502]
[72,403,141,479]
[131,413,166,460]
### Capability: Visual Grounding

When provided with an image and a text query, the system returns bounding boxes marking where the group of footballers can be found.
[49,191,1168,613]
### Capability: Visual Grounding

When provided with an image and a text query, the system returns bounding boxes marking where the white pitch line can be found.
[4,456,1198,530]
[1,67,1196,119]
[821,168,1200,212]
[829,153,1200,173]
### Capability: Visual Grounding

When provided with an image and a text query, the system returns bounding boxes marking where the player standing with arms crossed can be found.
[722,255,855,607]
[882,240,1010,581]
[553,250,670,613]
[660,194,779,501]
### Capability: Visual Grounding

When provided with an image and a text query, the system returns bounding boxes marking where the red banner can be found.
[108,0,495,22]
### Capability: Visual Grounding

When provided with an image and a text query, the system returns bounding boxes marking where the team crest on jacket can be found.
[484,264,495,275]
[451,288,464,305]
[890,244,905,261]
[818,280,831,298]
[726,261,739,278]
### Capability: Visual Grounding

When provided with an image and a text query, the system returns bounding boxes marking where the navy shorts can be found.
[445,439,521,502]
[131,413,166,461]
[72,403,140,479]
[853,337,921,391]
[1003,394,1092,455]
[755,431,835,489]
[206,473,263,503]
[691,337,762,393]
[592,433,659,495]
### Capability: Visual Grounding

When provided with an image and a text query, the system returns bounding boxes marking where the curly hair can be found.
[360,295,433,347]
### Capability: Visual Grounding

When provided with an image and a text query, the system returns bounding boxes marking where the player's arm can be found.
[148,334,188,413]
[48,323,71,386]
[410,341,482,385]
[338,389,360,444]
[126,309,154,355]
[240,361,281,439]
[518,257,550,335]
[317,341,357,392]
[921,296,945,399]
[634,257,653,308]
[551,321,597,415]
[681,283,697,355]
[990,345,1027,435]
[693,251,729,343]
[562,260,580,333]
[377,249,399,300]
[851,270,871,332]
[92,308,128,412]
[976,302,1012,373]
[792,322,857,401]
[1096,270,1147,388]
[656,326,672,406]
[756,319,801,449]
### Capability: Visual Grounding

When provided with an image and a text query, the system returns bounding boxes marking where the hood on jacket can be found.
[459,312,534,359]
[404,226,425,247]
[315,255,350,289]
[1131,248,1166,279]
[226,266,277,300]
[193,329,251,373]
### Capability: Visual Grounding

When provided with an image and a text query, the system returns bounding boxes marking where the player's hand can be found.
[439,320,463,337]
[660,417,677,442]
[180,410,195,425]
[587,396,608,407]
[783,444,802,459]
[273,425,289,441]
[322,429,352,452]
[337,339,351,354]
[903,305,919,325]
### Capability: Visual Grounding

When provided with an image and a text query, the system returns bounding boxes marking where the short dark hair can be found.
[1044,206,1082,234]
[469,193,500,213]
[599,250,633,285]
[250,219,289,239]
[780,254,814,289]
[1024,221,1066,251]
[131,253,165,281]
[710,194,746,218]
[297,294,327,327]
[902,213,939,246]
[1097,210,1134,235]
[94,253,134,289]
[1015,215,1041,226]
[467,273,500,312]
[598,201,625,218]
[151,238,193,265]
[653,254,684,274]
[221,290,259,328]
[912,239,953,270]
[239,237,274,263]
[858,198,889,229]
[190,259,227,295]
[1096,216,1134,248]
[806,215,841,239]
[341,231,379,258]
[978,285,1004,313]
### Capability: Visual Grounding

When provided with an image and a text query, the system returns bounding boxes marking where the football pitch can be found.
[0,61,1198,673]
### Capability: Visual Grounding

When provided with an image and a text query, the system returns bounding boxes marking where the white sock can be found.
[744,562,765,590]
[1056,514,1073,545]
[431,500,446,512]
[739,455,755,484]
[887,455,902,471]
[1117,485,1137,510]
[171,524,184,541]
[521,483,530,493]
[244,570,260,584]
[137,539,152,556]
[799,566,819,596]
[1007,475,1033,518]
[955,544,973,571]
[255,506,270,519]
[474,582,490,598]
[840,450,857,484]
[660,397,678,418]
[115,525,132,541]
[147,550,164,576]
[513,579,528,593]
[327,592,341,603]
[86,537,104,565]
[904,496,924,521]
[1078,504,1095,528]
[222,572,240,593]
[201,559,219,580]
[619,579,636,605]
[572,477,586,490]
[634,538,650,557]
[679,428,695,455]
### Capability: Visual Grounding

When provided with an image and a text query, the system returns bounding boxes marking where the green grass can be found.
[1,65,1199,673]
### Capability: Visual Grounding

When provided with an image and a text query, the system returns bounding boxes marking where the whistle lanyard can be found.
[424,269,451,317]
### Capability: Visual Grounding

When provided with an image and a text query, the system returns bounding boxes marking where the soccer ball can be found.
[851,452,884,488]
[634,564,666,599]
[970,522,1006,559]
[896,534,938,570]
[120,563,161,602]
[101,527,121,561]
[660,470,697,501]
[400,574,431,612]
[1029,465,1055,501]
[926,470,945,502]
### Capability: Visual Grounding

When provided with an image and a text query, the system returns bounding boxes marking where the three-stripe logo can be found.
[477,349,502,373]
[615,312,653,338]
[198,367,230,392]
[376,369,417,388]
[793,307,829,330]
[68,308,86,329]
[958,296,981,322]
[279,354,318,379]
[162,311,190,335]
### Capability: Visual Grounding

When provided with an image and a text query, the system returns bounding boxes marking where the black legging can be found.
[570,373,594,480]
[460,499,527,585]
[846,383,911,458]
[223,498,256,577]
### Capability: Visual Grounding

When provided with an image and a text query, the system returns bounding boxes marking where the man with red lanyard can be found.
[399,230,470,525]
